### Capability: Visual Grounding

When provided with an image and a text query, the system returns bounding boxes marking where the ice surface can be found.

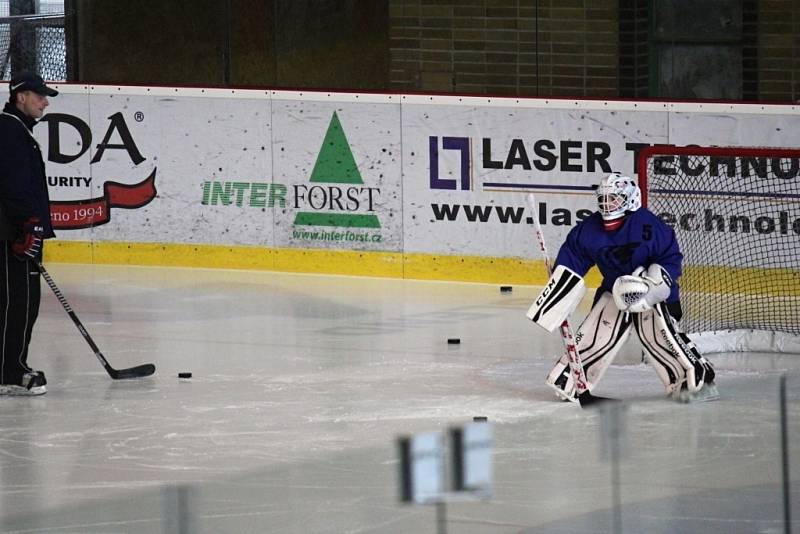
[0,264,797,533]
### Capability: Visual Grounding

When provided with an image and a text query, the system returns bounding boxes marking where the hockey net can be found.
[638,146,800,353]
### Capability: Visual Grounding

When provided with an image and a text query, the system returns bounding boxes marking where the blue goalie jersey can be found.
[554,208,683,303]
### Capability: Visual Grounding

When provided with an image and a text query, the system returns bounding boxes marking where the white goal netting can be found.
[639,146,800,353]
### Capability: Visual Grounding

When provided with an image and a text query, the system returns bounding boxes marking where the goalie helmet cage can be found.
[637,145,800,354]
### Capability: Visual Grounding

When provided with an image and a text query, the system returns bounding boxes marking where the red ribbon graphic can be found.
[50,168,157,230]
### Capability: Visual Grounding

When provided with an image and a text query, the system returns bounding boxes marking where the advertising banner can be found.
[401,96,669,258]
[43,86,273,246]
[271,92,402,252]
[33,85,799,279]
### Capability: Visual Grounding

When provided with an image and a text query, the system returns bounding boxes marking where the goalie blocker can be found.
[527,265,586,332]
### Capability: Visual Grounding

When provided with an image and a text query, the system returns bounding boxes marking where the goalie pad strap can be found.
[527,265,586,332]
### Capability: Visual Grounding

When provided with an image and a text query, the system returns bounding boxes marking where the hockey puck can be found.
[500,285,512,293]
[178,372,192,379]
[447,338,461,345]
[473,416,488,422]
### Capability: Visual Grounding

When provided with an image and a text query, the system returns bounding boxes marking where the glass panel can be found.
[783,373,800,533]
[618,375,785,533]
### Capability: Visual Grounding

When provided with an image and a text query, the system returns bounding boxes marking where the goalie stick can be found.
[37,263,156,380]
[527,194,611,408]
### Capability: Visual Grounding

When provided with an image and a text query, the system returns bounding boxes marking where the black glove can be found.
[12,217,43,260]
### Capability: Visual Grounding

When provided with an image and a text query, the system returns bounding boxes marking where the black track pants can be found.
[0,241,41,385]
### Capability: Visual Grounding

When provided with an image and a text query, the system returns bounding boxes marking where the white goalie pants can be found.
[545,292,707,399]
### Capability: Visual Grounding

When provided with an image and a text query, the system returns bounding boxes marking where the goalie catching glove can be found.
[612,263,672,313]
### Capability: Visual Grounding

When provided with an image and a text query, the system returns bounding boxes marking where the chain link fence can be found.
[1,0,68,81]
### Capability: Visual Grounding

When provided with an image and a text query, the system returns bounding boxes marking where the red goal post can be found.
[637,145,800,353]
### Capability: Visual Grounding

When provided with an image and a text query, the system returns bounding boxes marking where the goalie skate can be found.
[673,382,720,404]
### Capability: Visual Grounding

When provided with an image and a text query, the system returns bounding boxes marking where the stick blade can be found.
[110,363,156,380]
[577,390,619,408]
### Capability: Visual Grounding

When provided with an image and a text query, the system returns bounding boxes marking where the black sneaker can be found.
[0,372,47,396]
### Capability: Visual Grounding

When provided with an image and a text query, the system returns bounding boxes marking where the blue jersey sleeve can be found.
[554,223,595,277]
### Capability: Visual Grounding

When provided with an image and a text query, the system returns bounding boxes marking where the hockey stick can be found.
[37,263,156,380]
[527,194,610,407]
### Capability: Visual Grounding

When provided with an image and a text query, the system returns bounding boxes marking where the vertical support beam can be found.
[64,0,79,80]
[9,0,36,75]
[741,0,759,100]
[223,0,231,85]
[780,374,792,534]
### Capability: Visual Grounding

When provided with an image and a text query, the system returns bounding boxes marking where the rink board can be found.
[36,84,800,284]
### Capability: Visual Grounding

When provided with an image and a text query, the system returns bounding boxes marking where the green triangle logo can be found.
[309,112,363,184]
[293,112,380,230]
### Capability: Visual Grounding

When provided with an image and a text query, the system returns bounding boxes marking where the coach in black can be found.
[0,71,58,395]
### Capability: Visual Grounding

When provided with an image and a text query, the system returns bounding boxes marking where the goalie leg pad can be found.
[577,292,634,388]
[678,331,716,384]
[545,292,632,397]
[660,304,710,390]
[527,265,586,332]
[545,359,576,402]
[634,302,706,394]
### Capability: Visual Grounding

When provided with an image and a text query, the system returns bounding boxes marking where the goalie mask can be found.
[596,173,642,226]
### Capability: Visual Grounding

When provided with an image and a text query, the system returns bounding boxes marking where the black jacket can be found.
[0,102,55,240]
